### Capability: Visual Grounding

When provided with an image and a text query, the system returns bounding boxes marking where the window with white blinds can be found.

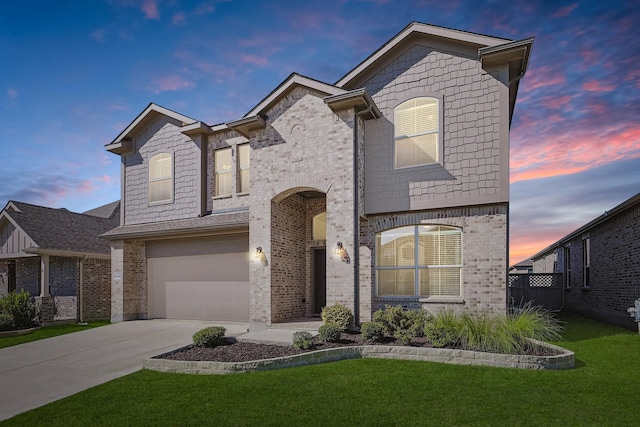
[375,225,462,297]
[149,153,173,203]
[215,148,233,196]
[237,144,250,194]
[394,97,439,169]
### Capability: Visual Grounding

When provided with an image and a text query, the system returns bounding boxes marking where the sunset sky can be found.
[1,0,638,265]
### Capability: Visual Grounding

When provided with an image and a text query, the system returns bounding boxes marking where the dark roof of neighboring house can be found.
[102,209,249,240]
[530,192,640,261]
[509,259,533,270]
[3,201,120,255]
[83,200,120,219]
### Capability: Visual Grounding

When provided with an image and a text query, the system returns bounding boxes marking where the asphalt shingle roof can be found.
[5,201,120,254]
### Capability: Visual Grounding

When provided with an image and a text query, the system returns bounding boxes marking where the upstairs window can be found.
[394,97,439,169]
[215,148,232,196]
[149,153,172,203]
[582,237,590,288]
[376,225,462,297]
[237,144,250,194]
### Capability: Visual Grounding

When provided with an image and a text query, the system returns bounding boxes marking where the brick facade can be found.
[534,199,640,330]
[82,258,111,321]
[110,240,148,322]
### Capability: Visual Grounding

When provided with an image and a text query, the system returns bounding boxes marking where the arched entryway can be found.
[270,188,326,322]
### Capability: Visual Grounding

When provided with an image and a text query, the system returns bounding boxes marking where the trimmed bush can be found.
[192,326,226,348]
[292,331,315,350]
[502,305,563,353]
[321,303,353,331]
[424,309,462,348]
[318,324,341,343]
[361,322,385,343]
[0,311,15,332]
[0,290,38,329]
[372,305,429,345]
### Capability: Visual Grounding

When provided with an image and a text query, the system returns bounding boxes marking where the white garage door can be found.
[146,234,249,322]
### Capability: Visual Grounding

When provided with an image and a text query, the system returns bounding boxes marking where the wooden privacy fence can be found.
[508,273,563,311]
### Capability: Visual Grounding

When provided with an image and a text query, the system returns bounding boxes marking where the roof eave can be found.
[225,115,266,138]
[24,247,110,260]
[323,88,382,119]
[101,222,249,241]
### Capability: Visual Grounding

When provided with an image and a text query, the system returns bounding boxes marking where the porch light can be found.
[335,242,350,264]
[255,247,268,266]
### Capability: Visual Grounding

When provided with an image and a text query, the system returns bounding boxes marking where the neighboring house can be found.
[102,22,533,327]
[0,200,119,322]
[509,259,533,274]
[531,192,640,330]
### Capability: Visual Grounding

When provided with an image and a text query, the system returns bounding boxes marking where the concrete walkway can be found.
[0,320,250,421]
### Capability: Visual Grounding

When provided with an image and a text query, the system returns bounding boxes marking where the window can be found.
[394,97,439,169]
[582,237,590,288]
[149,153,172,203]
[215,148,232,196]
[375,225,462,297]
[563,246,571,288]
[312,213,327,240]
[237,144,250,193]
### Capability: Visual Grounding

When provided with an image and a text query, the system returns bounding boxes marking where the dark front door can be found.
[313,249,326,314]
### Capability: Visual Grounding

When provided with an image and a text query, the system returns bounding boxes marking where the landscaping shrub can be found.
[372,305,429,344]
[192,326,226,348]
[0,290,39,329]
[318,324,341,342]
[321,303,353,331]
[0,311,15,332]
[292,331,315,350]
[459,311,516,354]
[361,322,385,343]
[502,305,563,353]
[424,309,462,348]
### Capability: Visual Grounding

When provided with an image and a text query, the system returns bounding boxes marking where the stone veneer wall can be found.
[360,203,508,319]
[82,258,111,321]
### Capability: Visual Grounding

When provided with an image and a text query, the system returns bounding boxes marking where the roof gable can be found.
[245,73,346,118]
[337,22,511,89]
[106,103,197,154]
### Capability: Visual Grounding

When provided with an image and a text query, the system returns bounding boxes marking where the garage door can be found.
[146,234,249,322]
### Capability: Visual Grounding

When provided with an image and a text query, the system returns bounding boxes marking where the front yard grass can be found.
[0,321,109,349]
[3,313,639,426]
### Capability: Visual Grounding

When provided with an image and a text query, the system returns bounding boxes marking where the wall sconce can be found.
[335,242,350,264]
[255,247,268,266]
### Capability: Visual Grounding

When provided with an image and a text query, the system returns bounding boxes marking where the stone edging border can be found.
[143,341,575,374]
[0,326,41,338]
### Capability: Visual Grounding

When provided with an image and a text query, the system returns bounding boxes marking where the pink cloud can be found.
[521,67,566,92]
[240,54,268,66]
[551,3,578,18]
[174,50,236,82]
[142,0,159,19]
[582,80,615,92]
[7,88,18,98]
[150,75,195,93]
[78,175,114,194]
[511,125,640,183]
[542,95,573,109]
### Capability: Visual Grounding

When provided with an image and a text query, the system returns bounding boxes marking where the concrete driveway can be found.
[0,320,249,421]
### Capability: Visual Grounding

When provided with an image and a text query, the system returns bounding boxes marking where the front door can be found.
[313,249,326,315]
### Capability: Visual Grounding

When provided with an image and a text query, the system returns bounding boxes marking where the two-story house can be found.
[103,22,533,328]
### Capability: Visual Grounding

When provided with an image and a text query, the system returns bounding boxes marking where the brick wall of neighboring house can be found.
[249,88,357,324]
[82,258,111,321]
[533,253,558,273]
[123,116,201,225]
[49,256,79,297]
[270,194,307,322]
[360,204,508,319]
[15,257,40,297]
[123,240,147,320]
[562,204,640,330]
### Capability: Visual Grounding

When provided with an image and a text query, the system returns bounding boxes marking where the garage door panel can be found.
[147,234,250,322]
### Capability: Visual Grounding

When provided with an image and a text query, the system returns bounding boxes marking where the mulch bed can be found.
[157,331,558,363]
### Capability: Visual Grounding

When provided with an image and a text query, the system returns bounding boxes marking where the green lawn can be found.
[0,321,109,349]
[3,314,639,426]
